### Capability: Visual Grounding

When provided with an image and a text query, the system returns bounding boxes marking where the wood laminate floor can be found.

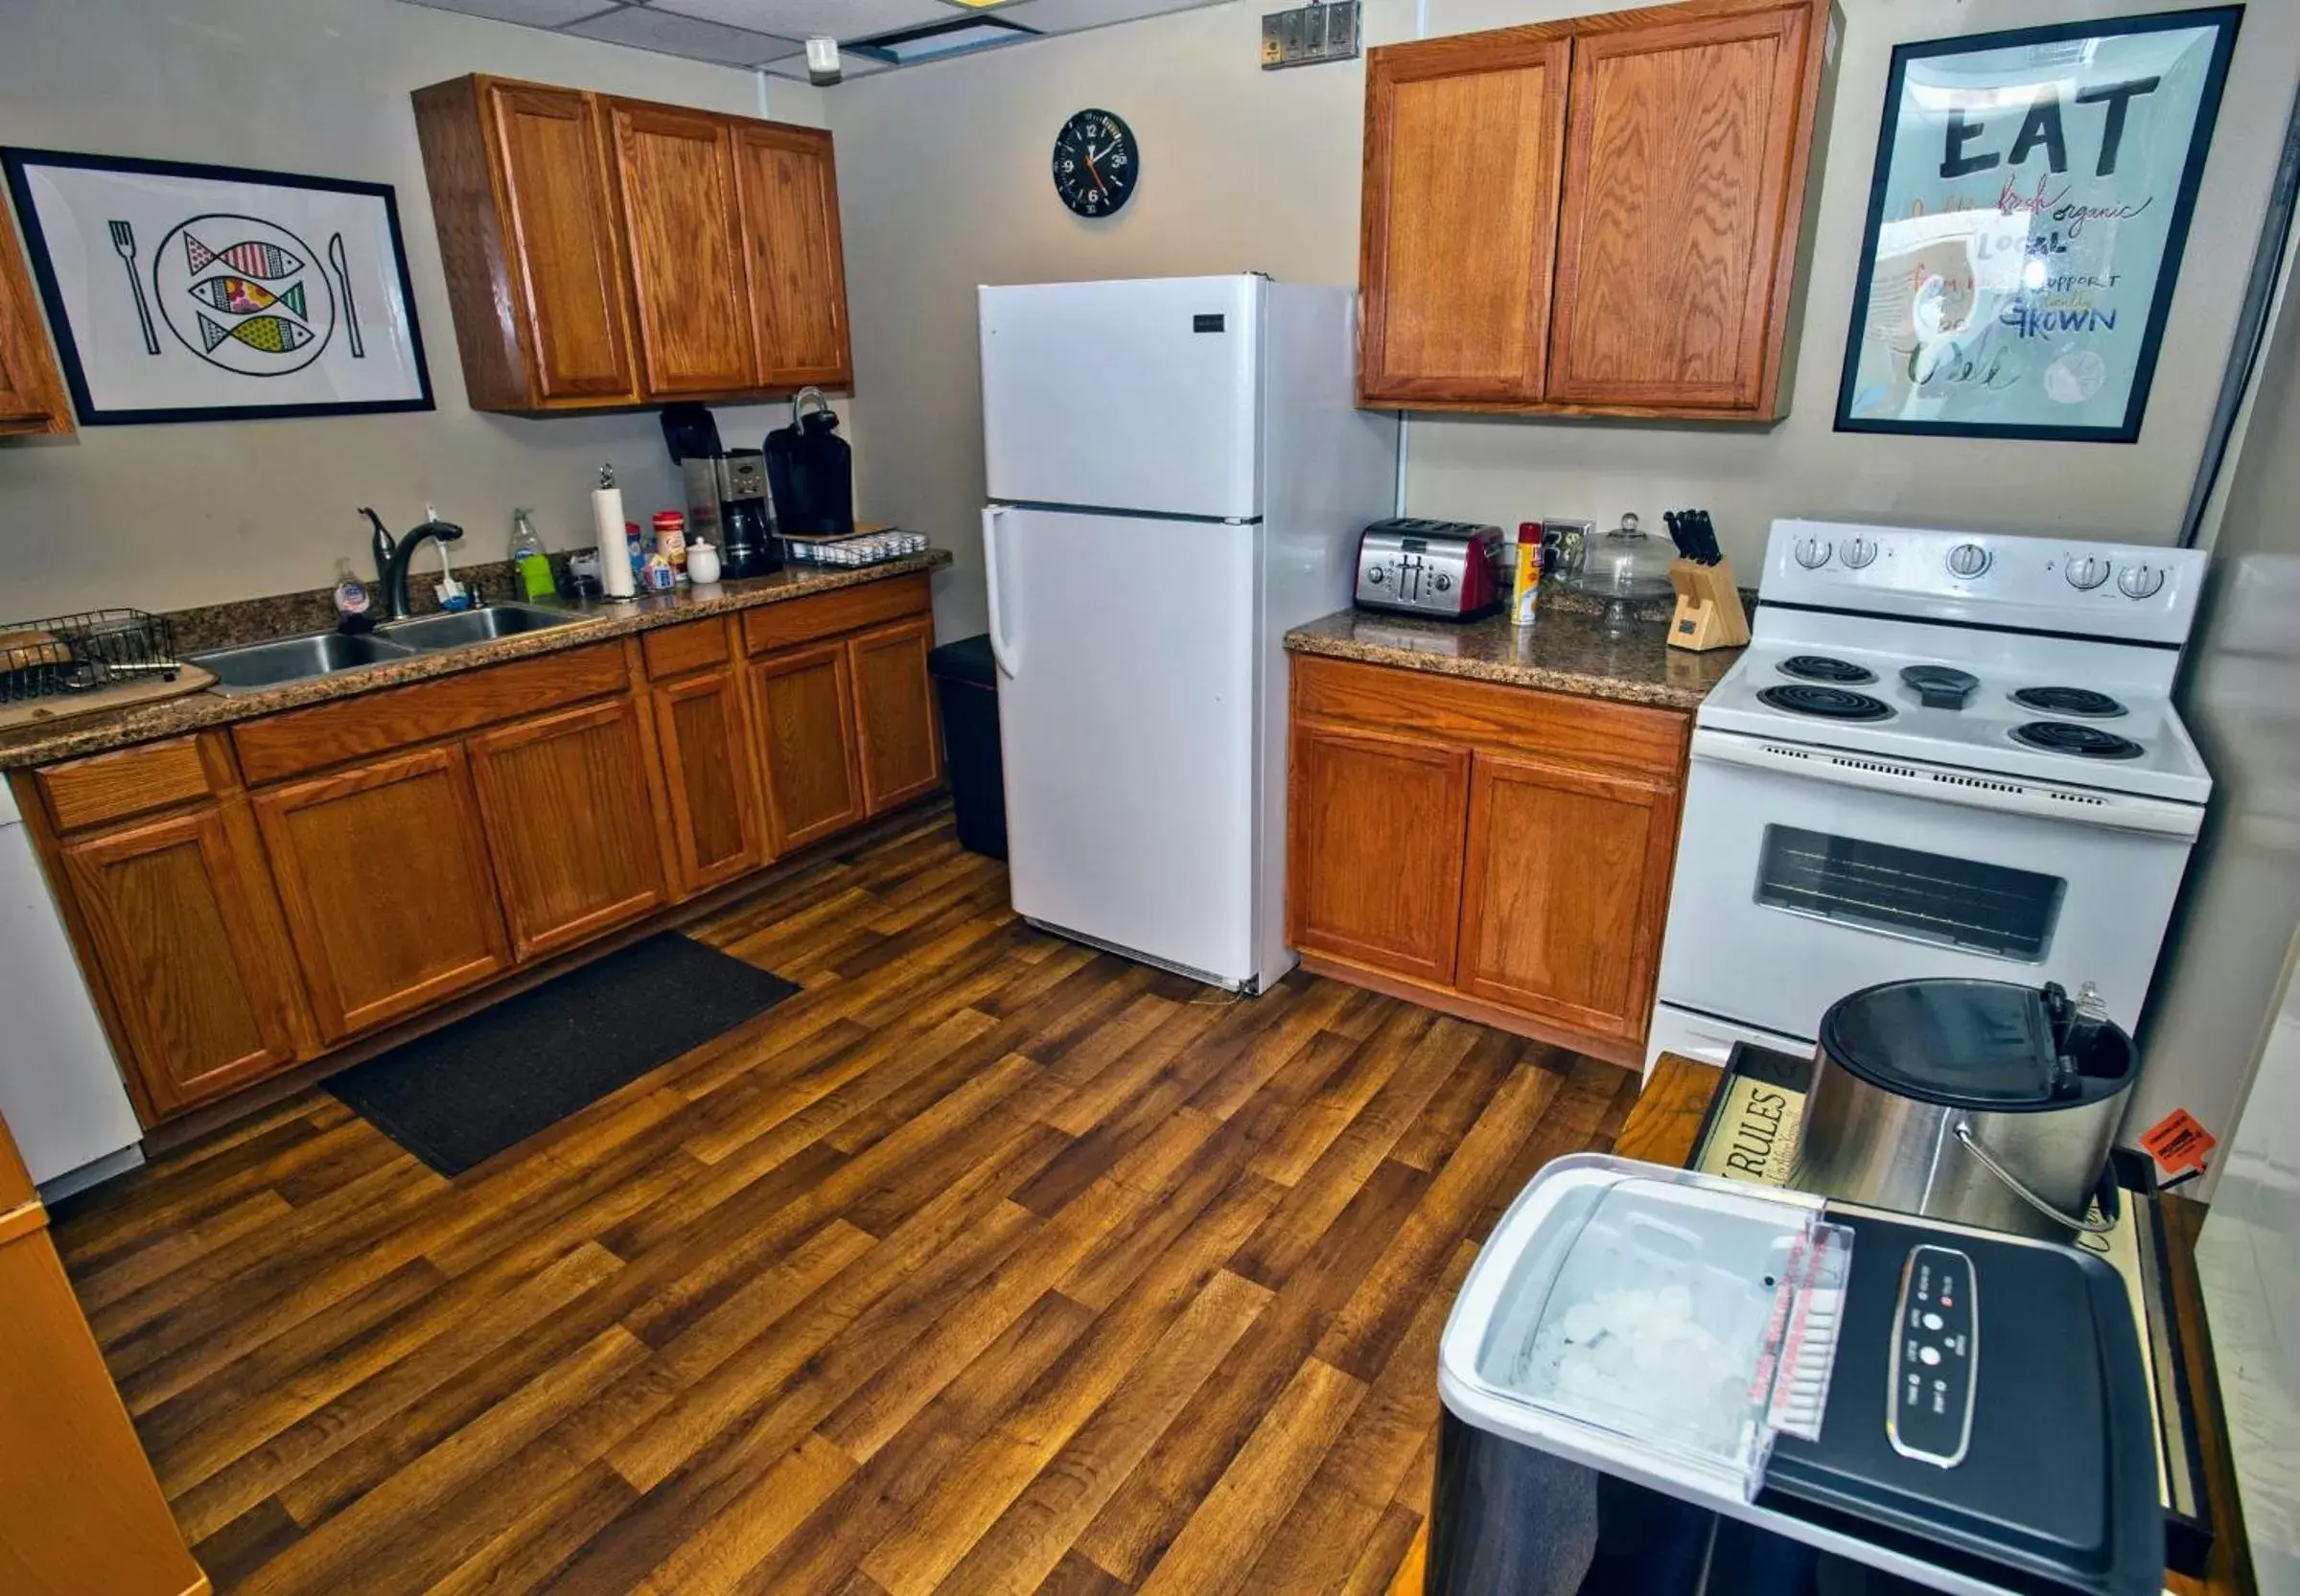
[53,807,1641,1595]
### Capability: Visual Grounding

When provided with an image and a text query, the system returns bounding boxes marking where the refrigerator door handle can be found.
[982,505,1021,679]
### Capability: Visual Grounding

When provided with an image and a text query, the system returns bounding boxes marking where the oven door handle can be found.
[1688,729,2204,840]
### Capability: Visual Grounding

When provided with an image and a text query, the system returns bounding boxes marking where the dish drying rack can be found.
[0,609,184,703]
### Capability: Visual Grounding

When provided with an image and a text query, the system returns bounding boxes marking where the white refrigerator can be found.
[979,275,1397,991]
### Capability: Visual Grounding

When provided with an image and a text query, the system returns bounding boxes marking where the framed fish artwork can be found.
[1,149,432,425]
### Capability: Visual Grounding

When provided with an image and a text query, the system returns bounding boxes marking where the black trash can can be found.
[928,634,1007,860]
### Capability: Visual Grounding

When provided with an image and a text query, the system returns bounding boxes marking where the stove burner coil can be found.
[1778,656,1877,684]
[2010,721,2145,760]
[2010,686,2127,719]
[1758,684,1896,722]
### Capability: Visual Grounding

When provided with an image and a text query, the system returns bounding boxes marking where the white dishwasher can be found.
[0,780,142,1196]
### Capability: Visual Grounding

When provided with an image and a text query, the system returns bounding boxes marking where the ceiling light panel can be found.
[565,5,797,63]
[993,0,1227,35]
[652,0,956,39]
[399,0,616,27]
[851,16,1035,61]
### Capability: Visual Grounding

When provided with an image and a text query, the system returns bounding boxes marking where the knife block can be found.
[1668,558,1751,652]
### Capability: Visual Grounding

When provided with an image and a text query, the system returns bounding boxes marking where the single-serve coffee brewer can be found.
[715,449,778,579]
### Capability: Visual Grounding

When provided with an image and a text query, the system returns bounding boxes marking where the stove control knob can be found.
[1793,536,1832,569]
[2118,562,2166,599]
[1839,536,1878,569]
[1946,543,1992,578]
[2064,554,2111,590]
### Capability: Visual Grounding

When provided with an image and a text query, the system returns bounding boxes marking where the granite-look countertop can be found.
[1285,597,1741,711]
[0,552,951,770]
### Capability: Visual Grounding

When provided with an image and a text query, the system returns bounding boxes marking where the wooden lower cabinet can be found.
[753,641,866,851]
[255,746,512,1042]
[652,665,769,896]
[848,617,942,816]
[1287,654,1688,1064]
[0,1117,206,1596]
[468,698,665,960]
[58,807,302,1118]
[1454,752,1682,1045]
[1286,721,1470,984]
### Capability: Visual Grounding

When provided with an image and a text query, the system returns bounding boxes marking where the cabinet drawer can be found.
[234,642,629,784]
[1290,655,1686,777]
[642,617,732,680]
[742,575,930,656]
[35,736,215,833]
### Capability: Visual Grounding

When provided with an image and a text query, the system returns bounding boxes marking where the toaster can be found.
[1354,519,1506,619]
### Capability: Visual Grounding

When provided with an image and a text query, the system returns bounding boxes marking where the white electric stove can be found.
[1647,520,2212,1071]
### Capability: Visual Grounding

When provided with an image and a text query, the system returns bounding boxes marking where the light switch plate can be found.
[1262,1,1359,69]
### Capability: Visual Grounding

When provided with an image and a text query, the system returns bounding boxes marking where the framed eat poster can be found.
[1835,9,2240,443]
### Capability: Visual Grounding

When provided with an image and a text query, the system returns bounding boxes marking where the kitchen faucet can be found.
[360,506,468,619]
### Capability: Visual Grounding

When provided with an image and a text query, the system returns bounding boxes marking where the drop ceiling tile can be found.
[399,0,620,26]
[996,0,1226,35]
[564,5,799,64]
[653,0,955,43]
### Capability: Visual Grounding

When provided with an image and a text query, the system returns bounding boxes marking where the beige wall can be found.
[827,0,2300,640]
[0,0,833,618]
[2131,214,2300,1186]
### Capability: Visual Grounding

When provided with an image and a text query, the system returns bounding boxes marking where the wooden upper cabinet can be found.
[1548,1,1822,411]
[412,76,852,410]
[413,76,638,410]
[1359,35,1568,405]
[0,197,71,435]
[732,122,853,391]
[1454,751,1682,1044]
[608,100,756,398]
[467,697,665,960]
[58,808,302,1118]
[1357,0,1829,419]
[254,747,512,1043]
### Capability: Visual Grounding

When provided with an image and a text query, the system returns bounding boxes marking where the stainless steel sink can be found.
[193,631,420,694]
[378,603,589,649]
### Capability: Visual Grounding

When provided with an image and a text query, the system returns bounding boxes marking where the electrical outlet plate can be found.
[1262,1,1359,69]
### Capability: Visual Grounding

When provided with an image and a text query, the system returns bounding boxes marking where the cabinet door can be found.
[1455,752,1681,1044]
[1546,3,1818,411]
[847,618,941,817]
[58,809,301,1117]
[254,747,511,1042]
[1286,721,1470,984]
[752,641,865,853]
[469,698,666,960]
[608,101,755,397]
[1359,35,1569,405]
[487,81,638,404]
[0,198,70,435]
[732,121,853,390]
[653,667,769,897]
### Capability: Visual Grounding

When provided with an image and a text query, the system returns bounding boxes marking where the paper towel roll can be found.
[592,484,635,598]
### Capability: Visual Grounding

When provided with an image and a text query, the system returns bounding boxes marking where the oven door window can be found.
[1754,825,2066,962]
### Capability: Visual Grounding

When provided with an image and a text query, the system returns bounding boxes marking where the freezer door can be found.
[980,276,1262,520]
[986,506,1260,984]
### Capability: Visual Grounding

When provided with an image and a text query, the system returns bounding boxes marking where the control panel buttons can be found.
[1793,537,1832,569]
[2118,562,2166,599]
[1838,536,1878,569]
[1945,543,1991,579]
[2064,555,2110,590]
[1434,572,1452,592]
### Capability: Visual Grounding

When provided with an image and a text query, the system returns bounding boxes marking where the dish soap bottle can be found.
[511,508,554,601]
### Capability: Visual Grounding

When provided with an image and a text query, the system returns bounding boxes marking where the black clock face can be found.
[1052,109,1138,219]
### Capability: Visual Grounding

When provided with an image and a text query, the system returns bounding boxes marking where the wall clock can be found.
[1052,109,1138,219]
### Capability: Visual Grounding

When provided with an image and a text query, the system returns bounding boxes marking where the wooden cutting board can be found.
[0,665,218,734]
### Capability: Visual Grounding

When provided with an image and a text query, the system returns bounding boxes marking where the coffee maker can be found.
[715,450,779,578]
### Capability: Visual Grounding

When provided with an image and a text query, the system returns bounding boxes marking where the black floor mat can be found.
[327,932,799,1177]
